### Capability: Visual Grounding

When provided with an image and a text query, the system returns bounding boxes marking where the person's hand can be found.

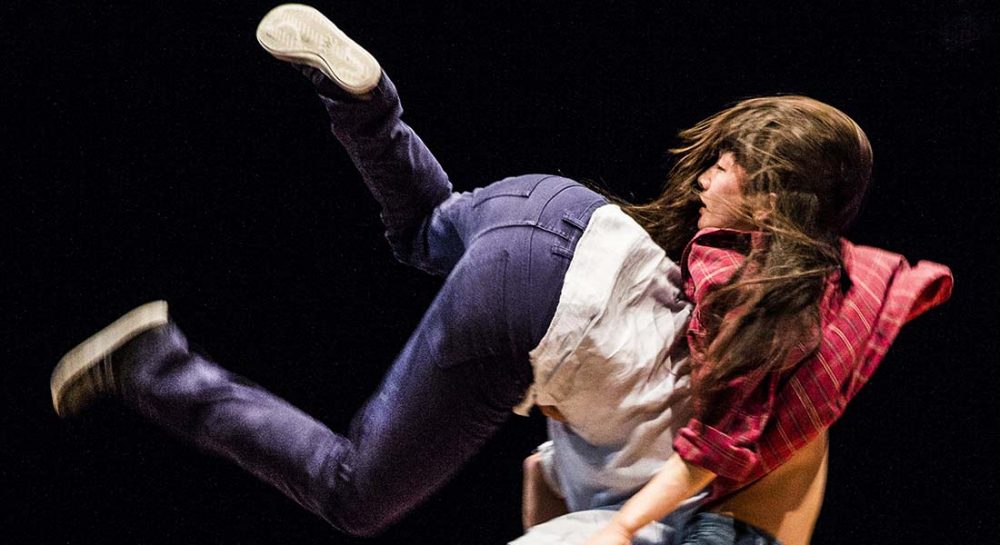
[582,522,633,545]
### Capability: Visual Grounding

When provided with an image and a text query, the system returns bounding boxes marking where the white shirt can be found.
[514,204,700,511]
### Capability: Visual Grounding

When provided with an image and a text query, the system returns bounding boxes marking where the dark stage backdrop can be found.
[3,1,996,543]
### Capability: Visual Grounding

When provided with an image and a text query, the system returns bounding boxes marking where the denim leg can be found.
[115,178,604,536]
[340,179,603,524]
[118,324,356,523]
[119,246,524,536]
[316,73,462,275]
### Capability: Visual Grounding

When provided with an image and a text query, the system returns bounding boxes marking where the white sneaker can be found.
[50,301,169,417]
[256,4,382,96]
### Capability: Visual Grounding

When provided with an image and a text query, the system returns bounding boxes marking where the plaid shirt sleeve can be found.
[672,229,954,495]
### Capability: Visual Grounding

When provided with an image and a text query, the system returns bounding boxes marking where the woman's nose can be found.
[697,171,710,190]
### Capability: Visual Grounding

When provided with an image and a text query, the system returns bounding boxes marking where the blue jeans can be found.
[116,73,606,536]
[679,513,781,545]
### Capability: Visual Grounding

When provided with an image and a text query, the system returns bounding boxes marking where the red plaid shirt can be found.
[672,228,953,502]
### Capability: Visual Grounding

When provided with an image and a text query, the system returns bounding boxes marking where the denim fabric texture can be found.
[679,513,781,545]
[115,72,605,536]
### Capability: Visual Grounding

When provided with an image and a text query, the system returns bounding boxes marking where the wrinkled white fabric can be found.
[509,498,706,545]
[515,205,700,512]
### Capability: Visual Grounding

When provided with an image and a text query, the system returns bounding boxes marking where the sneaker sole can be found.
[50,300,169,417]
[256,4,381,95]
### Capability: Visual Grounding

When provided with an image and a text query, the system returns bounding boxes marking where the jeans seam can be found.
[551,245,575,258]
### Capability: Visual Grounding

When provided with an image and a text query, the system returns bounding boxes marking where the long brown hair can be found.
[617,96,873,417]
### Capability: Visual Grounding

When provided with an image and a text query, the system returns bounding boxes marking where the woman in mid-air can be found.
[50,4,952,544]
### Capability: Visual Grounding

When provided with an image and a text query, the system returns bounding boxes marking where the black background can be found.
[3,1,997,543]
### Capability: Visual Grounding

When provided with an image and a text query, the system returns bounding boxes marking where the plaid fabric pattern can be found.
[671,228,953,502]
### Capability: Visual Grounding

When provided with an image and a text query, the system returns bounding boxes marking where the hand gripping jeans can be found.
[116,73,607,537]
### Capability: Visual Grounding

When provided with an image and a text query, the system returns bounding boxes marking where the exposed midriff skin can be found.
[711,431,829,545]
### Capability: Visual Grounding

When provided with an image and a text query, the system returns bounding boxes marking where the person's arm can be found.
[584,453,716,545]
[522,451,569,529]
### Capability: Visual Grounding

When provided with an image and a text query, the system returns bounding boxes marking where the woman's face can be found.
[696,151,751,229]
